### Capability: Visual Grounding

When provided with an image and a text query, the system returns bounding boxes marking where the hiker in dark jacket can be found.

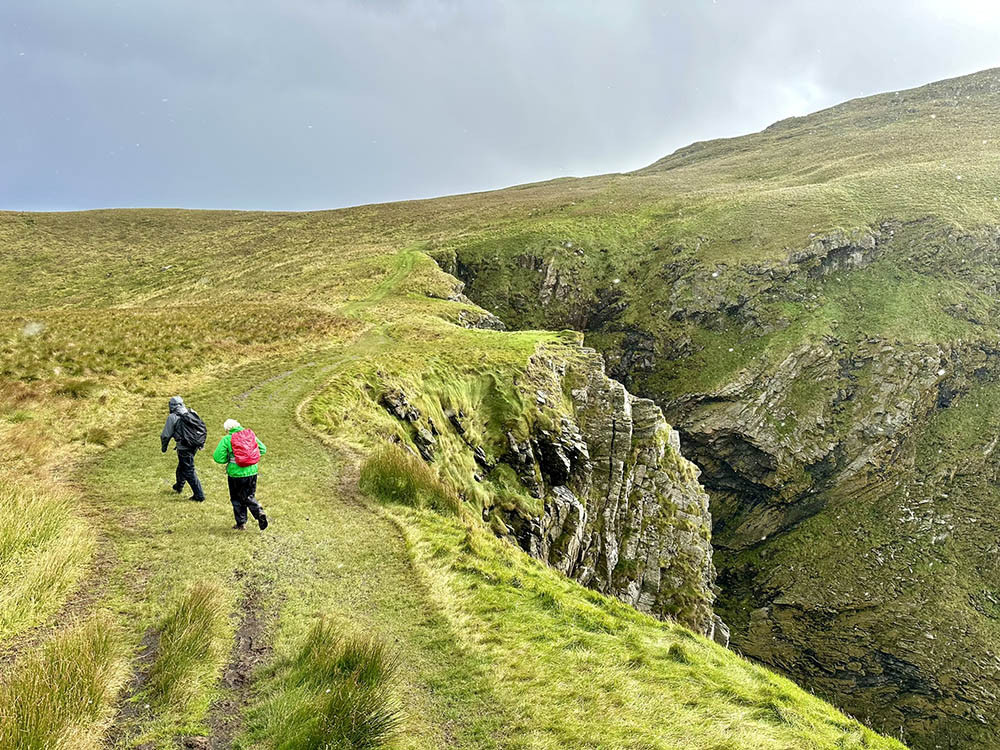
[213,419,268,531]
[161,395,206,502]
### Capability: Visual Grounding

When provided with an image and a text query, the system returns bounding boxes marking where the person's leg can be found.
[228,475,248,528]
[227,476,244,527]
[177,450,192,488]
[177,450,204,500]
[173,451,185,493]
[244,475,268,529]
[187,453,205,501]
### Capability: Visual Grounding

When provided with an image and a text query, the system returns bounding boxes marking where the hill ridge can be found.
[637,65,1000,175]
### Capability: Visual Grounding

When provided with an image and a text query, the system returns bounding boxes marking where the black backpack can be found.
[175,409,208,450]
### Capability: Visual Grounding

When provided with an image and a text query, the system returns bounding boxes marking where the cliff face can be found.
[443,220,1000,749]
[376,334,720,639]
[496,349,721,640]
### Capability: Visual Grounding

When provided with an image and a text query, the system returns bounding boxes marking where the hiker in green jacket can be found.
[212,419,268,531]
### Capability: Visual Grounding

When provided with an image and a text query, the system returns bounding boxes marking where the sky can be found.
[3,0,1000,211]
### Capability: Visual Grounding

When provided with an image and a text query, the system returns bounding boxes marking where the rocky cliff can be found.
[376,338,720,639]
[238,66,1000,749]
[441,218,1000,749]
[496,348,722,640]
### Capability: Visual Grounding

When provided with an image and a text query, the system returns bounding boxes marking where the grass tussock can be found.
[251,618,400,750]
[0,480,94,643]
[145,580,231,713]
[359,443,460,515]
[0,614,128,750]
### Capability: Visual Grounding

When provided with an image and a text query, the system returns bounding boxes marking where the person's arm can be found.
[213,436,230,465]
[161,414,176,452]
[257,438,267,457]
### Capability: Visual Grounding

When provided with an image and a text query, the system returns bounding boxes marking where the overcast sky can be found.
[3,0,1000,211]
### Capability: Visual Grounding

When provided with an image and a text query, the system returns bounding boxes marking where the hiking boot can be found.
[258,514,268,531]
[172,484,183,494]
[232,523,246,531]
[189,496,205,502]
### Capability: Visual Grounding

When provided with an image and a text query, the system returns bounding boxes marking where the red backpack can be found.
[231,428,261,467]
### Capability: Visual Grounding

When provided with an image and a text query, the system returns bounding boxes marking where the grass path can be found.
[87,264,520,746]
[341,247,418,316]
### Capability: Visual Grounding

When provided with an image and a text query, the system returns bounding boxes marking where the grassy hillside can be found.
[435,68,1000,750]
[0,206,903,750]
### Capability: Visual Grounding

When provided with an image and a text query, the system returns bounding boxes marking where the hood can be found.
[169,396,185,414]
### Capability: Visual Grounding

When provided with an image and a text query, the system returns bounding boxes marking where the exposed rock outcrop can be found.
[380,388,437,460]
[671,338,955,549]
[494,350,717,635]
[447,281,507,330]
[376,348,718,637]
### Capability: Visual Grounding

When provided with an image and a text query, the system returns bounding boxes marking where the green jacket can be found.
[213,427,267,477]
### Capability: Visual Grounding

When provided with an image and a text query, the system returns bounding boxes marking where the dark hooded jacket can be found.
[161,396,190,452]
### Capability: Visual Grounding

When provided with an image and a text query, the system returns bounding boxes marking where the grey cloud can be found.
[2,0,999,210]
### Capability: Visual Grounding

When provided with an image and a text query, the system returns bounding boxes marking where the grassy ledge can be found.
[370,497,906,750]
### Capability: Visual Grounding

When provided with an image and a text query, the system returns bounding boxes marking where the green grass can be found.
[0,480,94,643]
[145,580,232,713]
[1,62,981,750]
[0,230,910,749]
[249,618,400,749]
[0,614,129,749]
[0,231,907,747]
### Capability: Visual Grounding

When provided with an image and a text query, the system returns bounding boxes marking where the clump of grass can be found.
[359,443,460,515]
[54,379,100,399]
[145,580,231,712]
[536,590,561,611]
[81,426,112,446]
[0,480,94,642]
[0,613,129,749]
[251,618,400,749]
[292,620,397,689]
[667,643,692,664]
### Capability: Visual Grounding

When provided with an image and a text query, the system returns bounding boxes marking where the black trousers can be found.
[175,449,205,500]
[228,474,264,526]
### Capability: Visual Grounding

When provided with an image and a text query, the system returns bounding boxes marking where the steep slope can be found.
[0,212,901,748]
[442,69,1000,749]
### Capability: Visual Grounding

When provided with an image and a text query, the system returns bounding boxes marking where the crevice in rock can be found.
[608,415,617,485]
